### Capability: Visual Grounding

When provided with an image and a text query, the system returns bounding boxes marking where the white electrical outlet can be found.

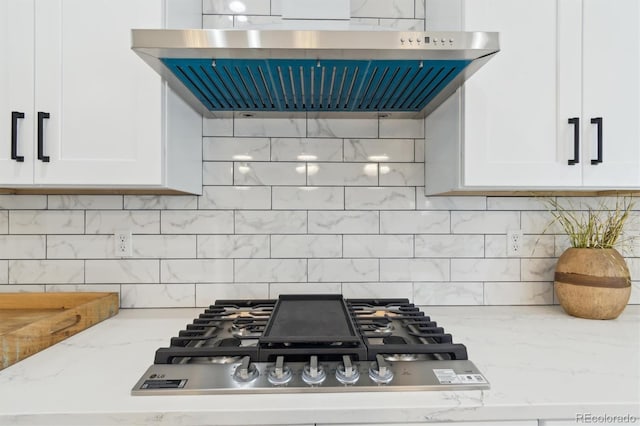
[114,231,132,257]
[507,230,523,257]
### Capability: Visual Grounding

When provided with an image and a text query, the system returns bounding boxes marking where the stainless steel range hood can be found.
[132,29,499,118]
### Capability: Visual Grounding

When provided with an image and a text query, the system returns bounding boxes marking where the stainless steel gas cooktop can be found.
[132,295,489,395]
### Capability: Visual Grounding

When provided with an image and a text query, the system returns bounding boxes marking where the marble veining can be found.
[0,306,637,425]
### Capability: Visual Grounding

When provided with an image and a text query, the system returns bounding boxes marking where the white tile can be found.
[203,162,234,185]
[234,162,306,185]
[415,234,484,258]
[9,260,84,284]
[161,259,233,283]
[351,0,415,18]
[344,139,414,162]
[553,235,572,257]
[309,259,378,282]
[235,210,307,234]
[203,137,270,161]
[555,196,625,211]
[270,0,282,14]
[271,138,343,162]
[414,138,425,161]
[379,18,424,30]
[234,15,280,27]
[379,118,424,138]
[484,282,554,305]
[269,282,342,297]
[235,259,307,282]
[380,258,449,281]
[133,235,197,259]
[198,235,270,258]
[199,186,271,209]
[417,195,486,210]
[414,282,483,305]
[0,261,7,283]
[161,210,234,234]
[378,163,424,186]
[451,259,520,282]
[521,210,563,234]
[46,284,121,294]
[85,260,160,284]
[124,196,197,210]
[522,258,556,282]
[234,116,306,137]
[415,0,425,19]
[451,211,520,234]
[0,284,44,293]
[121,284,195,308]
[350,17,380,26]
[485,234,555,258]
[629,282,640,304]
[196,283,269,306]
[0,212,7,234]
[487,197,549,211]
[271,235,341,258]
[0,236,45,259]
[342,282,413,299]
[48,195,122,210]
[203,118,233,136]
[203,0,270,15]
[625,258,640,282]
[9,211,84,235]
[47,235,112,259]
[307,163,378,186]
[308,119,377,138]
[343,235,413,258]
[380,211,449,234]
[85,211,159,234]
[273,187,343,210]
[202,14,234,28]
[0,195,47,210]
[345,187,415,210]
[309,211,379,234]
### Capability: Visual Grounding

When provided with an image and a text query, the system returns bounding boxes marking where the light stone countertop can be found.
[0,305,638,426]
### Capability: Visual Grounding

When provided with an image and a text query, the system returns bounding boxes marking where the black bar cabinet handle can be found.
[11,111,25,162]
[37,111,50,162]
[567,117,579,165]
[590,117,603,165]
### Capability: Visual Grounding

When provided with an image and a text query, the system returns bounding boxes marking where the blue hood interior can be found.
[162,58,471,113]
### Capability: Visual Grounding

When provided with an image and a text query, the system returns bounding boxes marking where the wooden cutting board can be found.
[0,292,119,370]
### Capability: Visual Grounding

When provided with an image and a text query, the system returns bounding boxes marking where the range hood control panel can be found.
[400,34,455,47]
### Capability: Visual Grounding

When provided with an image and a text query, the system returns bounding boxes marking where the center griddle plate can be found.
[259,295,362,344]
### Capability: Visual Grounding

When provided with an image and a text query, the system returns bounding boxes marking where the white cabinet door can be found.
[580,0,640,186]
[0,0,34,184]
[33,0,164,186]
[462,0,582,187]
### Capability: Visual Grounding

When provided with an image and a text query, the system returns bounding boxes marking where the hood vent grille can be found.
[132,29,499,117]
[163,58,471,112]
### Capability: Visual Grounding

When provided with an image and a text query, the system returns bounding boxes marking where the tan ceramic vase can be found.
[554,248,631,320]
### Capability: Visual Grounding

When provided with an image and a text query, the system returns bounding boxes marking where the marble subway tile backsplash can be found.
[0,0,637,309]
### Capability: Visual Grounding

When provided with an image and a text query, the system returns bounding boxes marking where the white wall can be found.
[0,0,638,307]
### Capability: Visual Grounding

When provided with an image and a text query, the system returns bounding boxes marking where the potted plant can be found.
[548,197,634,320]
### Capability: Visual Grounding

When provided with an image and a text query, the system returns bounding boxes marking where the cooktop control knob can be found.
[233,356,259,383]
[267,356,293,386]
[369,354,394,384]
[335,355,360,385]
[302,355,326,385]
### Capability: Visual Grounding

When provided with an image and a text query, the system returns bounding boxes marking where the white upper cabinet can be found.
[424,0,640,194]
[579,0,640,186]
[0,0,202,193]
[0,0,35,184]
[463,0,580,187]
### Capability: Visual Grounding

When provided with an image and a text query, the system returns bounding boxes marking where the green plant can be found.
[546,197,635,249]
